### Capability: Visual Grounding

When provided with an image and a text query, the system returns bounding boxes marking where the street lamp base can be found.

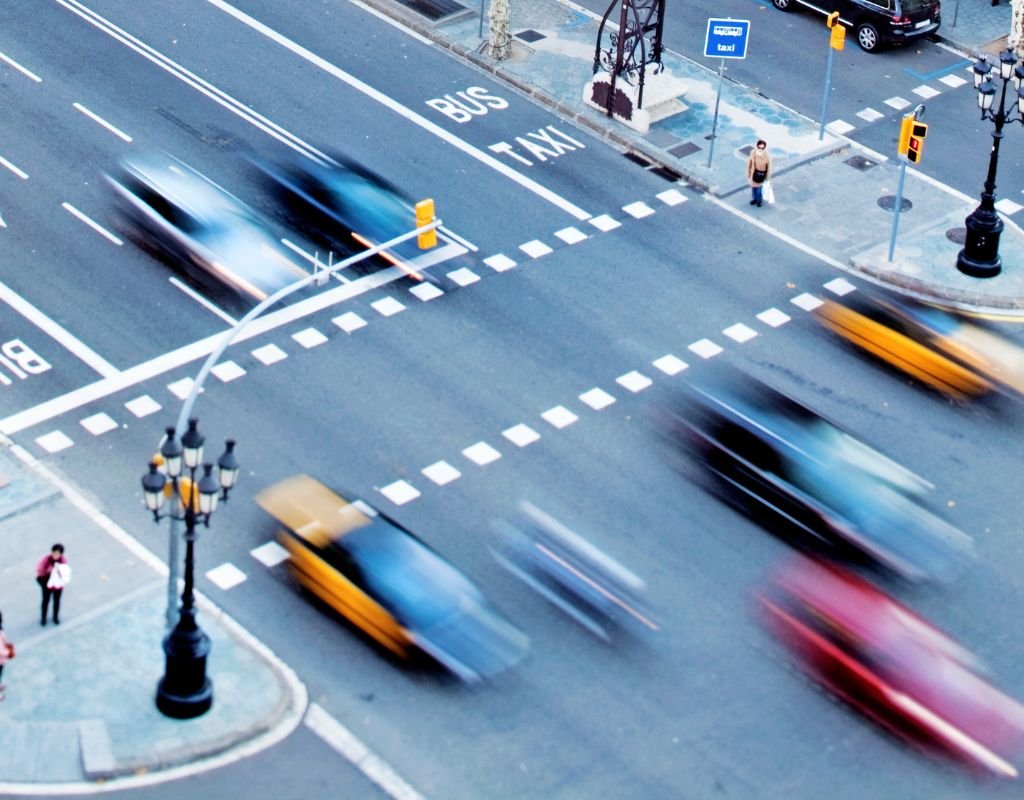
[156,676,213,719]
[956,249,1002,278]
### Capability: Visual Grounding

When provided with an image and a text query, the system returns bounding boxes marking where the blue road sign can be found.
[704,18,750,59]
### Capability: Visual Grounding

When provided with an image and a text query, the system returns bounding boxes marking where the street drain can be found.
[845,155,878,171]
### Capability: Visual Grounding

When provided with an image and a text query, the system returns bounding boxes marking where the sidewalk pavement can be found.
[0,440,306,791]
[378,0,1024,312]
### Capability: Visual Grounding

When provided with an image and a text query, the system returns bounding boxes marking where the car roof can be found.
[121,153,247,220]
[255,474,374,548]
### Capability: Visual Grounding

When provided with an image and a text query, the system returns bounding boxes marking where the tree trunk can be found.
[1012,0,1024,59]
[487,0,511,61]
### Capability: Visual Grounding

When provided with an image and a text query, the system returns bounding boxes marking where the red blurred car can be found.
[759,557,1024,778]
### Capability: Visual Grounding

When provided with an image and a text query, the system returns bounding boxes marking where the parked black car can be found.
[771,0,941,52]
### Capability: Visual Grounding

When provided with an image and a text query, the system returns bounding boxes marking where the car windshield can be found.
[344,521,477,629]
[899,0,935,13]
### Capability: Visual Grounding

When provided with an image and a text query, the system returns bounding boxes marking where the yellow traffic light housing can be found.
[415,199,437,250]
[897,114,914,156]
[826,11,840,28]
[906,121,927,164]
[830,24,845,50]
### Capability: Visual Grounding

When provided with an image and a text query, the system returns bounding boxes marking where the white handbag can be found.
[764,181,776,206]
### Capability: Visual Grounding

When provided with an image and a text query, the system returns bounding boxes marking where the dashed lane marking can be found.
[856,108,885,122]
[484,254,517,272]
[251,540,290,567]
[371,297,405,317]
[939,74,967,88]
[995,198,1023,216]
[652,354,688,375]
[252,343,288,365]
[0,50,42,82]
[555,227,588,245]
[757,308,791,328]
[688,339,723,359]
[541,406,578,428]
[503,423,540,447]
[292,327,328,348]
[73,102,133,142]
[410,283,444,301]
[333,311,367,333]
[884,96,912,110]
[616,371,652,393]
[422,460,461,485]
[462,441,502,465]
[379,480,420,505]
[791,293,824,311]
[206,562,247,590]
[824,277,857,296]
[825,120,856,135]
[579,387,616,410]
[0,155,29,180]
[124,395,161,418]
[447,267,481,286]
[622,201,655,219]
[588,214,621,232]
[656,188,686,206]
[168,377,201,400]
[520,240,553,259]
[913,85,941,99]
[723,323,757,344]
[62,202,123,245]
[211,360,247,382]
[80,412,117,435]
[36,430,73,453]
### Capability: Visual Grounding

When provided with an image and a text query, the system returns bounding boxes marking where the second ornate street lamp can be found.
[141,420,239,720]
[956,49,1024,278]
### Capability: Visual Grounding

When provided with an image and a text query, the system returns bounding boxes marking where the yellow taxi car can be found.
[814,288,1024,401]
[256,475,528,682]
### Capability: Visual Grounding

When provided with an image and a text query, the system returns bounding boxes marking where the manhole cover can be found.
[514,29,546,43]
[878,195,912,212]
[946,227,967,244]
[845,155,878,171]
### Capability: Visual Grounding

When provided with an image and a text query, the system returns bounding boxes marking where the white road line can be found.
[305,703,426,800]
[168,277,238,324]
[0,266,405,435]
[437,225,478,253]
[72,102,133,142]
[0,278,119,379]
[0,213,6,228]
[0,155,29,179]
[61,202,123,245]
[207,0,591,221]
[281,239,351,283]
[0,50,42,82]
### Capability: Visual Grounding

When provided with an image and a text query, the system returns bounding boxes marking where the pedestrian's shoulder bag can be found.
[5,642,14,659]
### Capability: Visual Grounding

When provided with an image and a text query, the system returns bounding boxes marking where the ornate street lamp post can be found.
[956,50,1024,278]
[141,419,239,719]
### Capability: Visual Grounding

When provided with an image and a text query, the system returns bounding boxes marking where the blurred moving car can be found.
[759,556,1024,778]
[491,501,659,641]
[770,0,941,53]
[661,366,973,582]
[256,475,528,683]
[106,153,307,302]
[252,153,466,282]
[815,288,1024,401]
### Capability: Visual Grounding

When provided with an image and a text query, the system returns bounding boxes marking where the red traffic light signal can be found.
[907,121,927,164]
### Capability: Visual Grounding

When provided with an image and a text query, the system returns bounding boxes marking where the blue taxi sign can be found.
[704,18,750,59]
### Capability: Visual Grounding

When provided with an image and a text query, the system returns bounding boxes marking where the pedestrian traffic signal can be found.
[415,199,437,250]
[907,121,927,164]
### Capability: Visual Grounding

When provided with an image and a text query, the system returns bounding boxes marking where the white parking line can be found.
[61,202,123,246]
[72,102,133,142]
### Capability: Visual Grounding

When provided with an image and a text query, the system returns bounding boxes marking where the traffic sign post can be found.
[703,18,750,169]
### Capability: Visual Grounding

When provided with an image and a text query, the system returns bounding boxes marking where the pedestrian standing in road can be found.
[747,139,772,207]
[36,543,71,626]
[0,611,13,701]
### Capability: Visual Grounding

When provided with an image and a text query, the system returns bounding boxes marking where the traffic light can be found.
[826,11,840,27]
[897,114,914,156]
[830,23,845,50]
[907,121,927,164]
[415,199,437,250]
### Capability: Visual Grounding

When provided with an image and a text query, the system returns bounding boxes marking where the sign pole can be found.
[887,161,908,262]
[707,57,726,169]
[818,44,836,141]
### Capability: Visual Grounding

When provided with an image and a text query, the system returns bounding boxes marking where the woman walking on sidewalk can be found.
[36,543,71,626]
[0,611,14,701]
[747,139,772,207]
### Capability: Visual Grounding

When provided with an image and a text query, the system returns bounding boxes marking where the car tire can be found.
[856,22,882,52]
[771,0,794,9]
